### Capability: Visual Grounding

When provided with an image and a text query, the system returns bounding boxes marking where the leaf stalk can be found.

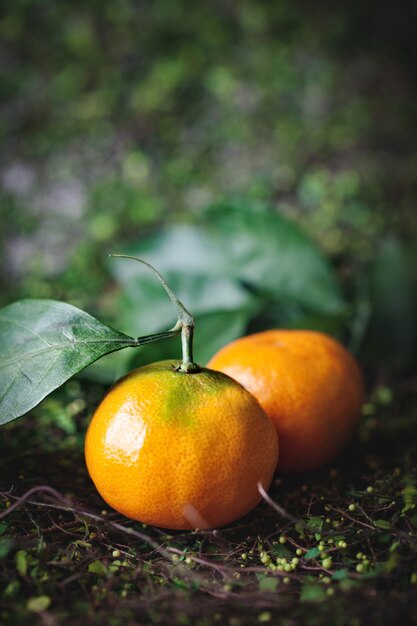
[110,255,200,373]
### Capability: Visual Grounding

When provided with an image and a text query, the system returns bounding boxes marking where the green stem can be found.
[178,323,200,373]
[132,329,181,346]
[110,254,200,373]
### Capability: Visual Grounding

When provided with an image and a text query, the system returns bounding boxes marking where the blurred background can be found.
[1,0,416,380]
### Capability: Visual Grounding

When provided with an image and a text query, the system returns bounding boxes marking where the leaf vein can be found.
[0,315,54,348]
[0,338,134,370]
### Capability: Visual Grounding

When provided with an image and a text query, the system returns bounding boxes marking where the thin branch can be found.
[257,482,299,523]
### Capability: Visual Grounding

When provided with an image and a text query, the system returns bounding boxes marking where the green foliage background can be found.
[1,0,417,376]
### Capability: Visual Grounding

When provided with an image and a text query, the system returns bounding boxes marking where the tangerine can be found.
[85,360,278,530]
[208,330,364,473]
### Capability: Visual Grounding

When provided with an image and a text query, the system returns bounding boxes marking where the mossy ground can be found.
[1,376,416,626]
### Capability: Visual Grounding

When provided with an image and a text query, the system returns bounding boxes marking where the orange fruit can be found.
[208,330,364,473]
[85,360,278,530]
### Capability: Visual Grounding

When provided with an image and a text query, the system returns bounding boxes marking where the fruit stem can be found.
[179,323,200,373]
[110,254,200,373]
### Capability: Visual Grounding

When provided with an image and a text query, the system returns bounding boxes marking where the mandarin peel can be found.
[208,329,364,473]
[85,258,279,530]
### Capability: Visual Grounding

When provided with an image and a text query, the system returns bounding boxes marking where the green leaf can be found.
[172,577,191,590]
[304,547,320,560]
[81,349,134,384]
[295,520,306,538]
[373,519,391,530]
[193,309,256,365]
[88,560,107,576]
[258,576,279,592]
[332,568,349,581]
[307,516,324,532]
[300,583,327,602]
[383,553,399,573]
[401,485,417,514]
[389,541,400,553]
[94,204,348,382]
[364,238,417,368]
[27,596,51,613]
[0,538,13,558]
[105,205,346,380]
[111,268,254,337]
[0,299,136,424]
[206,202,344,315]
[111,308,254,376]
[271,544,292,559]
[116,203,344,322]
[3,579,20,598]
[106,256,257,375]
[339,578,356,592]
[409,514,417,528]
[16,550,28,576]
[111,224,224,279]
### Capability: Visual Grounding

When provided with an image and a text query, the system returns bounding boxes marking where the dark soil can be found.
[1,377,417,626]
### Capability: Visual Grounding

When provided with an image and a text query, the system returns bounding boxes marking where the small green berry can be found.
[348,504,356,512]
[322,558,333,569]
[362,402,375,416]
[356,563,365,573]
[279,536,286,544]
[296,548,303,556]
[258,611,271,623]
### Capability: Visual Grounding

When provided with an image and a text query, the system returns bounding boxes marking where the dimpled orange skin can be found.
[85,360,278,530]
[208,330,365,473]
